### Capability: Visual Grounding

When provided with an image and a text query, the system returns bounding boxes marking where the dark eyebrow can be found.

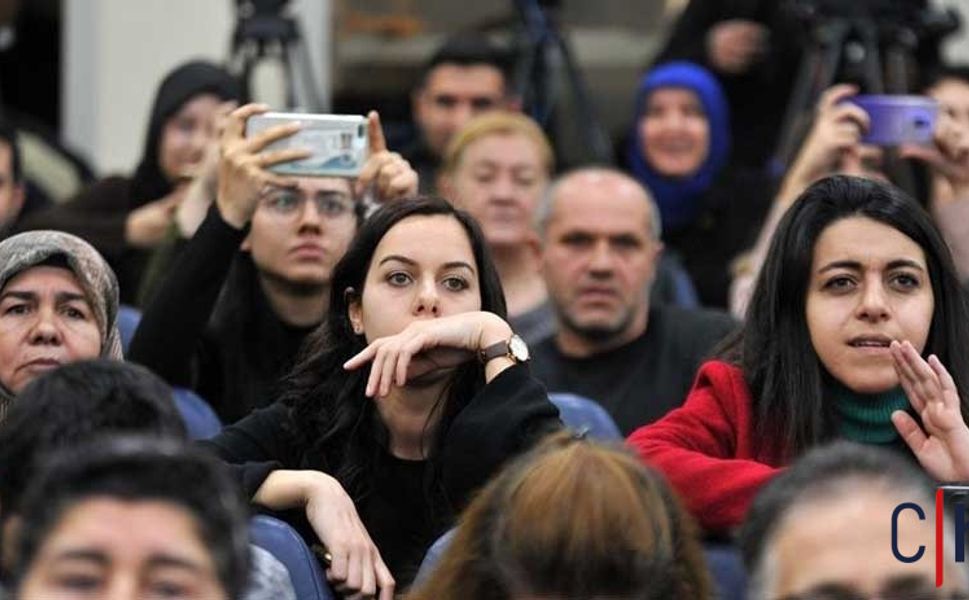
[441,261,476,273]
[0,290,90,306]
[146,554,207,574]
[818,259,926,274]
[886,259,926,272]
[0,290,36,302]
[52,549,109,566]
[377,255,476,273]
[314,189,351,201]
[378,255,416,267]
[880,573,935,592]
[56,292,90,304]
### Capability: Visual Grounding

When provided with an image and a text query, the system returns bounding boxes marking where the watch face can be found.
[509,335,530,361]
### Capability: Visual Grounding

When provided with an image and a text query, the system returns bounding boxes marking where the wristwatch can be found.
[479,334,530,364]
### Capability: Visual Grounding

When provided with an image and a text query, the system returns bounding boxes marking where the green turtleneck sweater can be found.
[829,380,912,445]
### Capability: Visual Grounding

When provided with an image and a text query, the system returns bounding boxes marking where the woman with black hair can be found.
[205,196,560,597]
[629,174,969,534]
[18,61,241,303]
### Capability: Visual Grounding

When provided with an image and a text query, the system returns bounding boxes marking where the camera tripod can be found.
[512,0,613,165]
[770,2,960,183]
[229,0,323,111]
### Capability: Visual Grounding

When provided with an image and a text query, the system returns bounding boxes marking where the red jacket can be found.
[627,360,786,533]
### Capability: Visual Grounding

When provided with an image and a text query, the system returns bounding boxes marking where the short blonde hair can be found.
[442,111,554,176]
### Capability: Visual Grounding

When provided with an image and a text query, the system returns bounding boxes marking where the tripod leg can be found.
[857,22,884,94]
[290,35,324,112]
[554,33,612,163]
[772,21,848,173]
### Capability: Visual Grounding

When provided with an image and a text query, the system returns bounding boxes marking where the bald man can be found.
[531,168,736,435]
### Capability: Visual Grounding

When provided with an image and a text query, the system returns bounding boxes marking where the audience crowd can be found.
[1,5,969,599]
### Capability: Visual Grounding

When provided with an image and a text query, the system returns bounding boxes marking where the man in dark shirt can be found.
[531,167,736,435]
[404,33,519,192]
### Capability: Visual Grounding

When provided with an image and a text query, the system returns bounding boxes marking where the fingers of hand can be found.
[244,122,302,153]
[328,550,349,583]
[928,354,960,406]
[375,157,408,196]
[257,147,313,168]
[378,342,398,397]
[892,409,928,452]
[396,334,429,386]
[828,103,870,133]
[225,103,269,140]
[375,559,395,600]
[819,84,860,112]
[387,170,417,199]
[892,340,926,413]
[344,344,377,371]
[899,340,945,413]
[898,143,943,167]
[368,110,388,153]
[364,343,389,397]
[357,151,391,190]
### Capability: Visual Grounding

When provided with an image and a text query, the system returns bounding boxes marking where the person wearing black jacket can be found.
[204,196,560,596]
[128,104,417,423]
[17,61,241,304]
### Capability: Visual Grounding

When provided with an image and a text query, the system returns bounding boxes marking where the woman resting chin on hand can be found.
[204,197,561,596]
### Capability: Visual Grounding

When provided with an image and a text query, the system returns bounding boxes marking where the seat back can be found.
[117,304,142,355]
[548,393,622,441]
[171,387,222,440]
[249,515,334,600]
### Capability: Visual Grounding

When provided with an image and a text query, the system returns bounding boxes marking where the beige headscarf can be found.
[0,231,123,413]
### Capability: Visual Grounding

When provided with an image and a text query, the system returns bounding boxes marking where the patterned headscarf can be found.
[627,61,731,233]
[0,231,123,412]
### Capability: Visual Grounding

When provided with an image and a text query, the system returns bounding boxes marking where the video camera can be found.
[787,0,960,48]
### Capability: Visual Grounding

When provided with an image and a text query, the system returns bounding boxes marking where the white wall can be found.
[938,0,969,63]
[63,0,330,176]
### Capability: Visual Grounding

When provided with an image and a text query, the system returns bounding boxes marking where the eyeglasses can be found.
[259,188,355,219]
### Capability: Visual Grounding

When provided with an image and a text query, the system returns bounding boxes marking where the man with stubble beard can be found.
[529,167,736,435]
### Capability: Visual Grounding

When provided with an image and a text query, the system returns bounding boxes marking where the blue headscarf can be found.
[627,61,731,233]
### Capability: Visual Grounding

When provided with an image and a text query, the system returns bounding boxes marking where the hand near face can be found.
[706,19,769,75]
[343,311,513,397]
[124,185,186,249]
[900,112,969,201]
[216,103,311,229]
[890,340,969,482]
[355,111,419,202]
[304,474,395,600]
[789,84,875,186]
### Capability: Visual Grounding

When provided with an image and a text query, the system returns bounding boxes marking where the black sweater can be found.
[128,207,316,423]
[202,363,561,588]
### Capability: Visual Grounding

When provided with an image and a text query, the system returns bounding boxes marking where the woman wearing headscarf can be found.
[16,61,241,304]
[0,230,122,418]
[626,60,773,309]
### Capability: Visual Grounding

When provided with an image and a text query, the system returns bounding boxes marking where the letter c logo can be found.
[892,502,926,563]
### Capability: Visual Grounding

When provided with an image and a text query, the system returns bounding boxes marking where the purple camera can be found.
[848,95,939,146]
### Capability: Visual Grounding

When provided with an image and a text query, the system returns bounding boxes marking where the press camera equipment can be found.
[229,0,323,110]
[771,0,960,174]
[510,0,613,165]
